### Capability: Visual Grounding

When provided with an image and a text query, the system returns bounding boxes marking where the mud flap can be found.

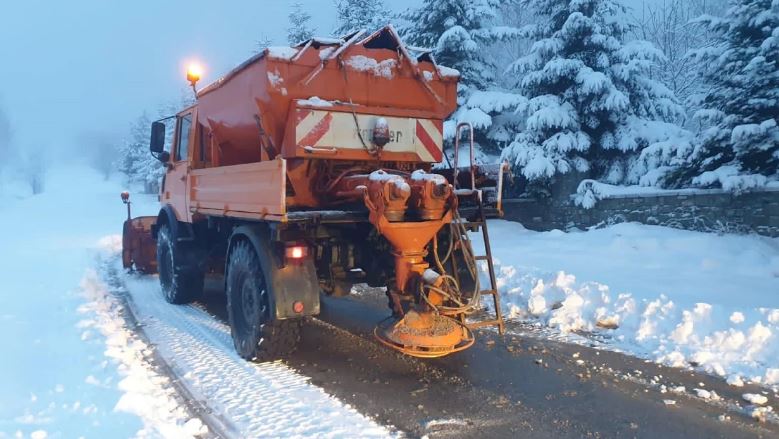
[122,216,158,273]
[229,225,320,320]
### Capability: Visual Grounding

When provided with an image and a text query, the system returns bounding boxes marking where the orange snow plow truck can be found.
[121,27,509,361]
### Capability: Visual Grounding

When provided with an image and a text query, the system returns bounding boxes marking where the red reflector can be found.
[285,245,307,259]
[293,301,304,313]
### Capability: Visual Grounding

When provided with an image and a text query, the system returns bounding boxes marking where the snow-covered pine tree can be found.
[666,0,779,191]
[287,3,316,45]
[501,0,685,188]
[333,0,389,36]
[116,112,166,193]
[400,0,524,160]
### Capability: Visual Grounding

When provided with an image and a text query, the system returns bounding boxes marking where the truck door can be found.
[163,111,194,223]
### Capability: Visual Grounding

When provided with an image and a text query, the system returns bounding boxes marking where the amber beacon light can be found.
[186,63,203,92]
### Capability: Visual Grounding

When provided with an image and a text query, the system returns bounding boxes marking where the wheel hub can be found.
[241,279,259,326]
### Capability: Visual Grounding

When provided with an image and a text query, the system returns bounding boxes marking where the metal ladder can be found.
[451,123,505,335]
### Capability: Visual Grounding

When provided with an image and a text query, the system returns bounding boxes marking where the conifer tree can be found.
[333,0,388,36]
[288,3,316,45]
[116,112,165,193]
[668,0,779,190]
[401,0,523,158]
[501,0,685,185]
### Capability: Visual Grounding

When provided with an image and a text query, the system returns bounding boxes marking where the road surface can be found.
[107,264,779,438]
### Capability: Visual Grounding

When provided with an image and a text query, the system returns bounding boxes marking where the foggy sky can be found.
[0,0,419,159]
[0,0,652,160]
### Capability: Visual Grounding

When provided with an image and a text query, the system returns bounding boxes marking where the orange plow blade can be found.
[122,216,158,274]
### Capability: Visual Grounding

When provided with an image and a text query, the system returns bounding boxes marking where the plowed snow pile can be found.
[474,220,779,389]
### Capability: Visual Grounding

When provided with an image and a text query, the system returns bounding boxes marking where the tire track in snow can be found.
[102,257,391,438]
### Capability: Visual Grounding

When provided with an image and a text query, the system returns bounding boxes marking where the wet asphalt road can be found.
[194,280,778,439]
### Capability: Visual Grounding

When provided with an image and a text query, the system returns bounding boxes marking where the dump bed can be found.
[194,27,458,166]
[184,27,460,222]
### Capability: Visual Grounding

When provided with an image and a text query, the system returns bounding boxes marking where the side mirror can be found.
[150,121,166,154]
[157,151,170,163]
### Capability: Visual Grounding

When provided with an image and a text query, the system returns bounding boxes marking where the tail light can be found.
[284,244,308,261]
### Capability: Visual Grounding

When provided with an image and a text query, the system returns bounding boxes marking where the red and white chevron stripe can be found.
[295,107,443,162]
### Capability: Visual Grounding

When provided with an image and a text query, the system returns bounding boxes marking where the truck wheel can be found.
[156,223,204,304]
[225,240,301,362]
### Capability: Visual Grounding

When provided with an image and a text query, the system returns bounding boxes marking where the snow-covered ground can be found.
[3,163,777,437]
[474,220,779,390]
[107,262,389,438]
[0,165,165,437]
[0,165,389,438]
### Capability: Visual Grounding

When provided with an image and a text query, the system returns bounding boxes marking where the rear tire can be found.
[225,240,301,362]
[156,223,204,304]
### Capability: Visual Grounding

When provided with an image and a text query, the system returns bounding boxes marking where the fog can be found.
[0,0,684,178]
[0,0,419,167]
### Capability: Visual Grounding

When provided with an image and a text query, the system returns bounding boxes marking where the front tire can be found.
[156,223,204,304]
[225,240,301,362]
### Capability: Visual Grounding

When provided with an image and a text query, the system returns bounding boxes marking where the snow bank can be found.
[574,177,779,209]
[473,220,779,389]
[574,179,665,208]
[79,269,206,438]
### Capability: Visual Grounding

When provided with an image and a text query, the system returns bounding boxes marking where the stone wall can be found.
[503,188,779,237]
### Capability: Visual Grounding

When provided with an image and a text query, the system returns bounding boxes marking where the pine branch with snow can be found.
[400,0,525,157]
[333,0,389,36]
[287,3,316,46]
[500,0,687,186]
[116,112,166,194]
